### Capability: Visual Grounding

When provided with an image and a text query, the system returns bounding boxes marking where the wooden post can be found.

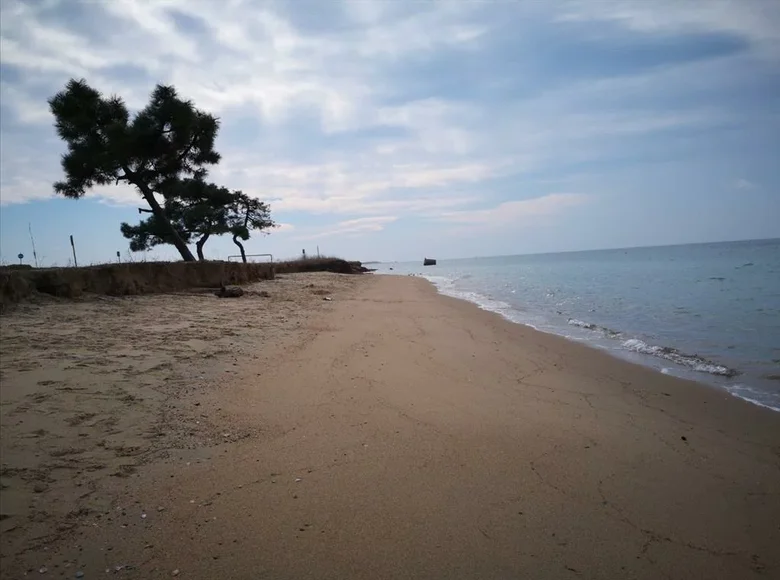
[28,223,39,268]
[70,235,78,267]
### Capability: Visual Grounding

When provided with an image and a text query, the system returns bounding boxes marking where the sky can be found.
[1,0,779,265]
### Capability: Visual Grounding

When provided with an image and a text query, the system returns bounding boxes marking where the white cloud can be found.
[734,178,756,190]
[0,0,499,213]
[0,176,58,204]
[210,156,499,215]
[435,193,589,225]
[294,216,398,240]
[1,0,777,258]
[338,216,398,231]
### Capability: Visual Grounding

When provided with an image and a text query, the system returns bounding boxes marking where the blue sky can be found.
[1,0,778,265]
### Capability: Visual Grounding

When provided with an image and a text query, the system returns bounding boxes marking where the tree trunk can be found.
[196,232,210,261]
[232,234,247,263]
[141,187,196,262]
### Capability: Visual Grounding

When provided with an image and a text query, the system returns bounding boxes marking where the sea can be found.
[376,239,780,412]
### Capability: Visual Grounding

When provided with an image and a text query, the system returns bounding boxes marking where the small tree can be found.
[122,182,275,261]
[119,211,183,253]
[49,79,221,261]
[167,179,236,261]
[228,193,276,263]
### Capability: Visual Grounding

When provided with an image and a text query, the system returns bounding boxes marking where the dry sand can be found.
[1,273,778,579]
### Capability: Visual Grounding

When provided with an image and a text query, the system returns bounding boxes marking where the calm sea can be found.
[377,239,780,412]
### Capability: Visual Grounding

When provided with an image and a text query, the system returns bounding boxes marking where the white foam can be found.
[725,384,780,412]
[422,274,538,329]
[420,272,777,413]
[622,339,737,377]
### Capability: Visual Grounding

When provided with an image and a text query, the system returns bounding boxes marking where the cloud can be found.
[1,0,778,260]
[294,216,398,241]
[734,178,756,190]
[337,216,398,231]
[435,193,589,226]
[203,149,504,216]
[0,0,499,213]
[0,175,59,204]
[0,0,483,127]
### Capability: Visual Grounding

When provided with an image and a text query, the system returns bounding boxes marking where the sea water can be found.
[377,239,780,412]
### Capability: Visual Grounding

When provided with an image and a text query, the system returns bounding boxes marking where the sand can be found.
[1,273,778,579]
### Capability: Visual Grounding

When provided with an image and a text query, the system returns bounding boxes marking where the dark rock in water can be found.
[423,258,436,266]
[215,285,244,298]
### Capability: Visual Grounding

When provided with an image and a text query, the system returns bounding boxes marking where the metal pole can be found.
[70,235,78,267]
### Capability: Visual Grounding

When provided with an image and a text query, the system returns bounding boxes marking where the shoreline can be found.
[2,273,778,579]
[418,276,780,427]
[399,272,779,412]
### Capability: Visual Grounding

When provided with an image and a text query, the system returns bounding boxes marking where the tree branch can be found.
[115,171,131,185]
[173,129,202,168]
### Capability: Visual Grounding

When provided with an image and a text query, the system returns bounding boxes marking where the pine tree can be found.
[49,79,221,261]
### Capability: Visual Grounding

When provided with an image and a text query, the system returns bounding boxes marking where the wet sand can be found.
[1,273,778,579]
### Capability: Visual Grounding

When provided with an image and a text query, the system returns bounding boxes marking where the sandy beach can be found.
[1,273,778,579]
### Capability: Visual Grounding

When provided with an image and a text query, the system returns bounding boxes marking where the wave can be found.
[422,275,539,329]
[725,384,780,412]
[420,272,779,411]
[567,318,621,338]
[622,339,738,378]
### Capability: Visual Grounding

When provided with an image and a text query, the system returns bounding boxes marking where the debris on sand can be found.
[215,285,244,298]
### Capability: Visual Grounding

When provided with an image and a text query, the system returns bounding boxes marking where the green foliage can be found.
[228,193,275,240]
[49,79,222,261]
[119,209,187,252]
[227,193,275,262]
[121,181,276,260]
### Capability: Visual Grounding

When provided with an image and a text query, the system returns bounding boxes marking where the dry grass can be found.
[0,261,275,311]
[0,256,371,312]
[274,256,370,275]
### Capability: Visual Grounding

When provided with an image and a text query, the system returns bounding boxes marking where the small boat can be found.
[423,258,437,266]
